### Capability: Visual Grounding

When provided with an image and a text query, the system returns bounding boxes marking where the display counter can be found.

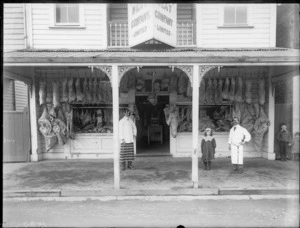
[170,132,262,158]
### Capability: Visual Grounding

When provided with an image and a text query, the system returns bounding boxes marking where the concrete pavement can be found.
[3,157,299,200]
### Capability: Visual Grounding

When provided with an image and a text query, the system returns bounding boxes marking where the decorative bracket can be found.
[199,66,223,86]
[169,65,193,84]
[118,66,142,84]
[93,66,112,82]
[271,81,279,97]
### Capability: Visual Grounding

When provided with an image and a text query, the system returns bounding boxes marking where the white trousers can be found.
[231,145,244,164]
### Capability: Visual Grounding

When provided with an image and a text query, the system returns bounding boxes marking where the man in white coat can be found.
[228,117,251,174]
[119,108,137,171]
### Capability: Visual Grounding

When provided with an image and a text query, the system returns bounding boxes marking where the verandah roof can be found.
[3,48,300,65]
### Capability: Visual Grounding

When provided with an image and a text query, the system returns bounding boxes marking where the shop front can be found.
[4,47,299,188]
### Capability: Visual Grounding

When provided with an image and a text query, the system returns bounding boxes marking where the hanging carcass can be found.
[164,105,179,138]
[75,77,83,102]
[82,78,88,103]
[169,73,178,93]
[87,78,93,103]
[178,72,188,95]
[216,78,224,104]
[245,78,252,104]
[68,78,76,102]
[252,105,270,152]
[61,78,68,102]
[221,77,230,100]
[205,79,214,104]
[64,103,74,139]
[234,77,244,103]
[93,78,99,104]
[212,78,218,103]
[39,80,47,106]
[258,78,266,106]
[38,105,57,151]
[228,77,236,102]
[53,81,60,109]
[199,78,206,103]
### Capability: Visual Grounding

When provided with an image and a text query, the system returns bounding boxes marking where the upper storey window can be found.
[219,4,253,28]
[224,5,247,25]
[55,4,79,25]
[49,4,85,28]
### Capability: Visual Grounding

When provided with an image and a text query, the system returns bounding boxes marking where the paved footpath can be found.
[3,198,299,227]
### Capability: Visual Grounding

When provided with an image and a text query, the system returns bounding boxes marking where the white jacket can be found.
[119,116,137,143]
[228,124,251,147]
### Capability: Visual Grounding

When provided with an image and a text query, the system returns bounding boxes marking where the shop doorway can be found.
[135,95,170,155]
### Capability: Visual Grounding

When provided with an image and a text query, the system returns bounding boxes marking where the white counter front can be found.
[170,132,262,158]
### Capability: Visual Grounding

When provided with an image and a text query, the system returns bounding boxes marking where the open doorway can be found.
[135,95,170,155]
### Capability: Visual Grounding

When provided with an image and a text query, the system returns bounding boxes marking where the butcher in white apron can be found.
[228,117,251,174]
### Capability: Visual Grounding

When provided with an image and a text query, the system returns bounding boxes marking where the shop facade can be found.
[3,3,299,188]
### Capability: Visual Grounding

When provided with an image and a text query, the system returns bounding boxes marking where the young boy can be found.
[276,124,292,161]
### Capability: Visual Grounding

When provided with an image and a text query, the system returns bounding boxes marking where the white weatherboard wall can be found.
[3,4,25,52]
[196,4,276,48]
[31,4,108,49]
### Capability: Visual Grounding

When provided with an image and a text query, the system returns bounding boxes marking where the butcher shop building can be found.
[3,3,299,188]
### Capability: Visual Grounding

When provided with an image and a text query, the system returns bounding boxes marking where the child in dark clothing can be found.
[277,124,292,161]
[201,128,216,170]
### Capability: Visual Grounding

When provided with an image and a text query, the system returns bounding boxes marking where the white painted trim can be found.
[270,4,277,47]
[29,71,40,162]
[192,64,199,188]
[3,70,32,85]
[292,75,300,135]
[196,4,202,47]
[267,68,275,159]
[25,4,33,48]
[4,62,300,67]
[112,64,120,189]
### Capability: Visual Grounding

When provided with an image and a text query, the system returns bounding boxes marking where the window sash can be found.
[224,5,248,25]
[55,4,80,25]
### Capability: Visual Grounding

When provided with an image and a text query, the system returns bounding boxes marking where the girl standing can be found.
[201,128,216,170]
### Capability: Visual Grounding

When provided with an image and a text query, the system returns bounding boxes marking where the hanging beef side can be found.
[164,105,179,138]
[178,73,187,94]
[199,78,206,103]
[228,77,236,102]
[93,78,99,104]
[68,78,76,102]
[169,73,178,93]
[216,79,224,104]
[245,79,252,104]
[221,77,230,100]
[75,77,83,102]
[86,78,93,103]
[212,78,218,103]
[205,79,214,104]
[258,78,265,106]
[234,77,244,103]
[53,81,60,109]
[65,103,74,139]
[61,78,68,102]
[82,78,88,103]
[39,80,47,106]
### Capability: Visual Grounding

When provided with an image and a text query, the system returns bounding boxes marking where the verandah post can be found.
[267,68,276,160]
[112,64,120,189]
[192,64,199,188]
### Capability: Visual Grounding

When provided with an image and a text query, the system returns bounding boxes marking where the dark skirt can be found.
[120,142,134,162]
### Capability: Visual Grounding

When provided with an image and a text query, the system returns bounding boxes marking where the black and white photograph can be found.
[2,1,299,227]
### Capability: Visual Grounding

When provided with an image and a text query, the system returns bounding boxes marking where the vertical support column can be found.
[29,71,40,161]
[267,68,276,160]
[192,65,199,188]
[292,75,300,135]
[112,65,120,189]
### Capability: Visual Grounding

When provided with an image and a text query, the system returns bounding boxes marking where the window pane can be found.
[236,6,247,24]
[224,6,235,24]
[56,4,68,23]
[68,5,79,23]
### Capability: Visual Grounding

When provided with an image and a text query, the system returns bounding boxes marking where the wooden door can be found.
[3,107,30,162]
